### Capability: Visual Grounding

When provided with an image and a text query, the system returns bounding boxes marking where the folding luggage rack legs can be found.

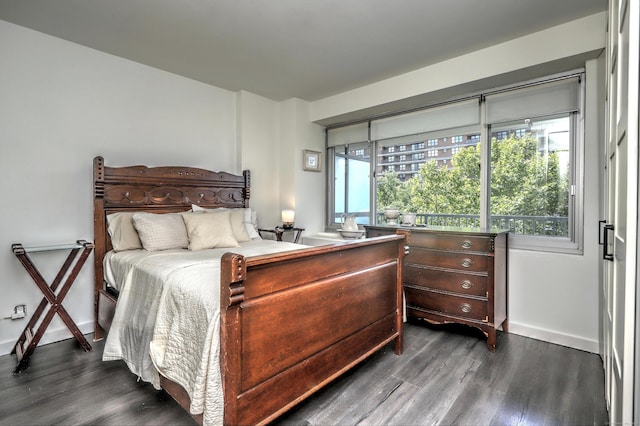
[10,240,94,374]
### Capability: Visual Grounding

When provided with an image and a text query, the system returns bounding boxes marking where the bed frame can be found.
[92,156,408,425]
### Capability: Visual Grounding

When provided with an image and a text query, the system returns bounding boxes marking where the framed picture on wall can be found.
[303,150,321,172]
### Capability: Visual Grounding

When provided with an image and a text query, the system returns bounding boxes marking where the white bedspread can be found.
[102,239,304,426]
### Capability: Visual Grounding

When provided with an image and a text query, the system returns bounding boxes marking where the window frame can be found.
[484,112,583,254]
[326,72,585,254]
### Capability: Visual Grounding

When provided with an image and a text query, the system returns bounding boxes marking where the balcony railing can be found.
[373,213,568,237]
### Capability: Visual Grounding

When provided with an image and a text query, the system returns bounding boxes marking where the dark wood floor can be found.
[0,322,608,425]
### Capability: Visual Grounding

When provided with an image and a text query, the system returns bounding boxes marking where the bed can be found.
[92,156,408,425]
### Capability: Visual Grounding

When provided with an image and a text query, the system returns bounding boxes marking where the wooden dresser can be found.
[365,225,508,351]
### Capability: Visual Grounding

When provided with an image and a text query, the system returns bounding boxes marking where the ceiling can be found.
[0,0,606,102]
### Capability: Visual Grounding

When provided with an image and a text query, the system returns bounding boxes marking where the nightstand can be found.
[258,227,305,243]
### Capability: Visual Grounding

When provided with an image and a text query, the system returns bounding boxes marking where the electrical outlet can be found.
[11,304,26,320]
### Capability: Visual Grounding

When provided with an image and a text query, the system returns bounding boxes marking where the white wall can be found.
[236,90,281,227]
[236,94,324,235]
[308,13,607,352]
[0,20,238,355]
[279,99,325,235]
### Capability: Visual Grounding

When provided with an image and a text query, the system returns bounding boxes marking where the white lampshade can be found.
[281,210,295,223]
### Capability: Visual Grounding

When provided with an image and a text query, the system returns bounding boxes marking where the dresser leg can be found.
[501,319,509,334]
[487,329,497,352]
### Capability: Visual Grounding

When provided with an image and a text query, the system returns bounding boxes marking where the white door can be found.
[602,0,638,424]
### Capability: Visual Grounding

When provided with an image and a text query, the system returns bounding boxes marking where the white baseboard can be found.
[508,321,600,354]
[0,320,94,357]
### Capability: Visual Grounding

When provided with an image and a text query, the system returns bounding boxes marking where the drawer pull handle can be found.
[460,303,472,313]
[461,240,473,249]
[461,258,473,268]
[460,280,473,290]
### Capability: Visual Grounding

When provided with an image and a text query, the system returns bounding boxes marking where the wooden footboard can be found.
[220,234,407,425]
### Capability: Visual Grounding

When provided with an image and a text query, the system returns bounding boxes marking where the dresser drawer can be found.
[406,248,488,272]
[405,286,488,321]
[410,232,493,253]
[404,265,488,297]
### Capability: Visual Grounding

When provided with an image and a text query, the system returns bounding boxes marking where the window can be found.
[489,116,572,240]
[484,75,582,252]
[513,128,528,138]
[331,142,371,225]
[326,73,584,253]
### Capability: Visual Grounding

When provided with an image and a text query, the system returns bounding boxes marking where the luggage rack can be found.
[11,240,94,374]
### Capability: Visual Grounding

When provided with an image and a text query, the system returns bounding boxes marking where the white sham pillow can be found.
[247,210,260,239]
[181,210,239,250]
[191,205,257,241]
[132,212,189,251]
[107,212,142,252]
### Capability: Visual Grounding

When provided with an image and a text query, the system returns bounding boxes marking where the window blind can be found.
[376,124,481,148]
[370,99,480,141]
[327,122,369,147]
[485,77,581,124]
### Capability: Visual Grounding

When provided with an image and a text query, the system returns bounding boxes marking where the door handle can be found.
[598,220,606,245]
[603,223,614,261]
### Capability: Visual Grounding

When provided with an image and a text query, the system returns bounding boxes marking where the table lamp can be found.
[281,210,295,229]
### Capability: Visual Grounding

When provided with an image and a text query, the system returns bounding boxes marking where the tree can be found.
[376,172,409,211]
[448,144,481,214]
[490,134,565,217]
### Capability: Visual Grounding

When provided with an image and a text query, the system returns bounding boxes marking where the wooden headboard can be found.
[92,155,250,299]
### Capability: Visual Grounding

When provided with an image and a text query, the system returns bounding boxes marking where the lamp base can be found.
[282,223,294,229]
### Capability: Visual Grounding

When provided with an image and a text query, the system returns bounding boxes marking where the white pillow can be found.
[247,210,260,239]
[191,205,257,241]
[132,212,189,251]
[107,212,142,252]
[181,211,239,250]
